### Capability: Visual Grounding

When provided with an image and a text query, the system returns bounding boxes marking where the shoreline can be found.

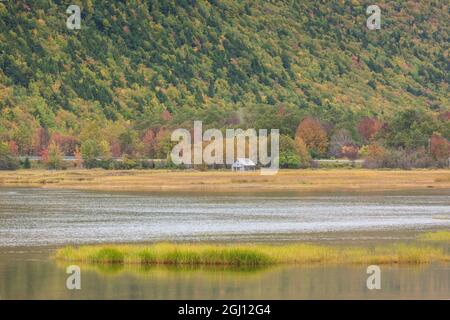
[1,168,450,194]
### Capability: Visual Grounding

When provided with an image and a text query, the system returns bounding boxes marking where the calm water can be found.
[1,187,450,299]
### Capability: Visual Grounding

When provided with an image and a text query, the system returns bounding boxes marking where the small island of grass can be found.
[55,240,450,267]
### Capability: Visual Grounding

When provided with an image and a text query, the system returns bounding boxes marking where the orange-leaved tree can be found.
[295,117,328,158]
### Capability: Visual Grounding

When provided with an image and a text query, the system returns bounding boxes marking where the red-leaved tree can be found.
[8,141,19,156]
[33,127,50,156]
[430,134,450,161]
[142,129,155,157]
[162,110,173,122]
[51,133,79,156]
[357,117,382,142]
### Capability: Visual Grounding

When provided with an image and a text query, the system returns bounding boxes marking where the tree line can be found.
[1,107,449,170]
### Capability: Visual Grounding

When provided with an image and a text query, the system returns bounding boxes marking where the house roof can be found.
[233,158,256,166]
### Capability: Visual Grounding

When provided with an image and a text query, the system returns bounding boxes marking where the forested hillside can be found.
[0,0,449,168]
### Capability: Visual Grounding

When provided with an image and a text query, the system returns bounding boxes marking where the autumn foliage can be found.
[357,117,382,142]
[365,143,387,161]
[142,129,156,157]
[430,134,450,161]
[8,141,19,156]
[295,117,328,157]
[161,110,173,122]
[341,144,359,160]
[294,136,312,165]
[50,133,78,156]
[33,127,50,156]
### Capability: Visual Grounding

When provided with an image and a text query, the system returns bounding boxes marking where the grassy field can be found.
[55,241,450,266]
[1,169,450,193]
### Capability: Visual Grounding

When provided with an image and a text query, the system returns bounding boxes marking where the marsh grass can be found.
[2,169,450,193]
[418,231,450,242]
[55,242,450,266]
[91,248,125,263]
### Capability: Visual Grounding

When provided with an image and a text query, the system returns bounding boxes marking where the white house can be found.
[231,158,256,171]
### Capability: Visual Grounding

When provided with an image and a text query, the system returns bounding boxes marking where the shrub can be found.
[120,156,139,169]
[362,143,387,168]
[0,142,19,170]
[363,146,438,169]
[279,151,302,168]
[140,160,153,169]
[294,137,312,167]
[341,144,359,160]
[45,141,64,169]
[329,129,355,158]
[279,135,311,168]
[21,157,31,169]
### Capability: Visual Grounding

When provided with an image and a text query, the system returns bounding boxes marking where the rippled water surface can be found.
[1,188,450,246]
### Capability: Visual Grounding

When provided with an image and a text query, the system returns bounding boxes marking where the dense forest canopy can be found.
[0,0,449,168]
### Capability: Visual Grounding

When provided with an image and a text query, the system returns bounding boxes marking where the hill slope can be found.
[0,0,448,155]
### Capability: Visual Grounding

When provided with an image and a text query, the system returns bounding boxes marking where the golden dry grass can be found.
[1,169,450,193]
[55,242,450,266]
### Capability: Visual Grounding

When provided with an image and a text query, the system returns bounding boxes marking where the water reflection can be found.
[1,248,450,299]
[55,260,272,277]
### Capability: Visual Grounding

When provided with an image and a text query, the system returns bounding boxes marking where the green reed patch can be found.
[89,248,125,264]
[55,241,450,267]
[138,249,157,264]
